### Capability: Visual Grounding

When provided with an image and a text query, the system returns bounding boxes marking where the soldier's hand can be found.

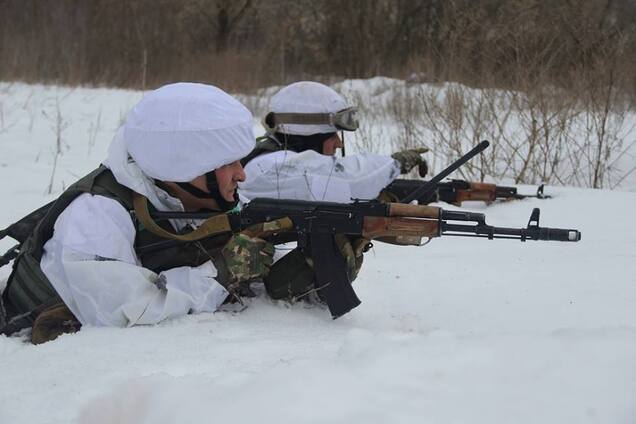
[391,147,429,177]
[214,234,275,294]
[334,234,366,283]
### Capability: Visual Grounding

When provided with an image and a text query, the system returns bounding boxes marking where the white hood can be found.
[104,82,256,212]
[104,127,183,212]
[268,81,349,135]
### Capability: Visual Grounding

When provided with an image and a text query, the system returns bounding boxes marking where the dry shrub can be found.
[1,0,635,99]
[384,59,633,189]
[1,0,635,188]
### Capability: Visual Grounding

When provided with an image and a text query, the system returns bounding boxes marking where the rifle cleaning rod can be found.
[400,140,490,204]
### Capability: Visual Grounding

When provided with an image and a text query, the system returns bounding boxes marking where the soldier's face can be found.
[322,134,343,156]
[214,160,246,201]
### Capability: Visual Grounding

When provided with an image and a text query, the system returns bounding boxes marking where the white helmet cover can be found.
[268,81,349,135]
[124,82,255,182]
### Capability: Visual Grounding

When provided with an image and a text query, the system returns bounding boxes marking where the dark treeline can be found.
[1,0,635,95]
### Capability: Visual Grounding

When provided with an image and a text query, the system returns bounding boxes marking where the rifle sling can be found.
[132,193,232,241]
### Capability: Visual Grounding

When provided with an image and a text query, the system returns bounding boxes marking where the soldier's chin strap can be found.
[132,193,232,241]
[340,131,346,157]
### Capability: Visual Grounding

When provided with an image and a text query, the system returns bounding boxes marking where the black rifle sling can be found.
[0,201,56,269]
[309,232,361,318]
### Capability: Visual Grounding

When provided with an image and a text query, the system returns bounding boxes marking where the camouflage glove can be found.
[214,233,275,294]
[391,147,429,177]
[334,234,366,283]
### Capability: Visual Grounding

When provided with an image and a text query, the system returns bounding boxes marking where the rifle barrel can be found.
[442,222,581,241]
[400,140,490,204]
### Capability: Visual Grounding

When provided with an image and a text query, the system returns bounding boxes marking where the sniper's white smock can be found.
[239,149,401,203]
[39,83,255,327]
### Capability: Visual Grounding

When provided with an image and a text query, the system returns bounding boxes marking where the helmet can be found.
[263,81,358,135]
[124,82,255,182]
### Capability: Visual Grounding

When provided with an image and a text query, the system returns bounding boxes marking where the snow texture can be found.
[0,82,635,424]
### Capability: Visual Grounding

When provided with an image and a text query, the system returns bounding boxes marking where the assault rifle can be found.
[137,194,581,319]
[385,179,550,206]
[133,142,581,320]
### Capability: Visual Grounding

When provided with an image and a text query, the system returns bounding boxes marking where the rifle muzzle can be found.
[529,227,581,242]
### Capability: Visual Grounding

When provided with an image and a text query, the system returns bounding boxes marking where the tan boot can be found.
[31,303,81,344]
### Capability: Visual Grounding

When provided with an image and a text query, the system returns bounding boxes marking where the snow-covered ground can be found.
[0,82,635,424]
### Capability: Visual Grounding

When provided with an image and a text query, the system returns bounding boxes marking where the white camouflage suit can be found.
[40,83,255,327]
[239,81,401,203]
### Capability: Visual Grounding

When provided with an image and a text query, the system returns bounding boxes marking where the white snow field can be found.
[1,82,635,424]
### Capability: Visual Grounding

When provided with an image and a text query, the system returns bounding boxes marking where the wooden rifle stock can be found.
[363,203,442,245]
[362,216,439,245]
[454,182,498,205]
[388,203,440,218]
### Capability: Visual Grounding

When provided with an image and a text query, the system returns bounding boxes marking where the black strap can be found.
[0,296,59,335]
[241,137,283,166]
[0,293,7,332]
[0,244,20,268]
